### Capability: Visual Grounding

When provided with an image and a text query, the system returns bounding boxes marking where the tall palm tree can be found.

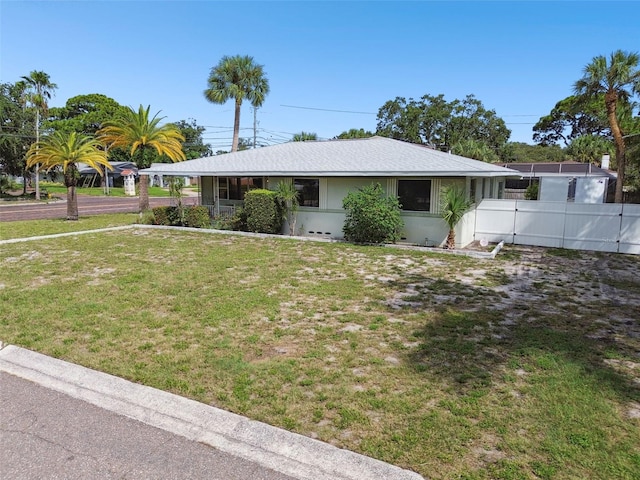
[204,55,270,152]
[98,105,186,211]
[440,186,472,250]
[26,131,112,220]
[574,50,640,203]
[21,70,58,200]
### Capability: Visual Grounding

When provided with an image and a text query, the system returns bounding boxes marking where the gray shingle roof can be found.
[141,136,519,178]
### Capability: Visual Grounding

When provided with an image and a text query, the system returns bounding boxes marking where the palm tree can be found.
[98,105,186,211]
[21,70,57,200]
[574,50,640,203]
[204,55,270,152]
[440,186,472,249]
[292,131,318,142]
[26,131,112,220]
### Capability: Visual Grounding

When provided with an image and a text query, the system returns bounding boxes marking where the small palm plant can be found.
[275,181,300,235]
[440,186,473,249]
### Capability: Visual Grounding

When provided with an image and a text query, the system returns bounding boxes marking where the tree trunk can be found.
[605,91,625,203]
[66,185,78,220]
[139,174,150,212]
[232,99,241,152]
[35,110,40,200]
[446,229,456,249]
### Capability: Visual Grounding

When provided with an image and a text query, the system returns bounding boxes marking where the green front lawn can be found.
[0,214,138,240]
[1,226,638,479]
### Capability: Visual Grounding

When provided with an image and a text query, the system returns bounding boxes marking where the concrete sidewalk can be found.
[0,343,424,480]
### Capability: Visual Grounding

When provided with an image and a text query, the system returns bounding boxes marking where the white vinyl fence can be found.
[474,199,640,255]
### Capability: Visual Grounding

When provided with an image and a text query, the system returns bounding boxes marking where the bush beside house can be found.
[244,189,284,234]
[342,183,403,244]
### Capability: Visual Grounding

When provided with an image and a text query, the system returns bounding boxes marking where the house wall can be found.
[201,175,504,248]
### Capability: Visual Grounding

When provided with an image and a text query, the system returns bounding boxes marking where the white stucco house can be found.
[140,136,520,247]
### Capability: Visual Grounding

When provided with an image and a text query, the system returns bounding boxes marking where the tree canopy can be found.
[292,131,317,142]
[0,81,35,178]
[334,128,374,139]
[173,119,212,159]
[375,94,510,156]
[45,93,130,136]
[533,95,610,147]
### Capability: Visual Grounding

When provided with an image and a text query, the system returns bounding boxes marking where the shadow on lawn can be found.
[391,272,640,403]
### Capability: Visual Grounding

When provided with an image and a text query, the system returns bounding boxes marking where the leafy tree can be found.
[45,93,129,135]
[292,131,317,141]
[25,131,111,219]
[98,105,186,211]
[335,128,374,139]
[21,70,58,199]
[376,94,510,156]
[565,135,614,165]
[533,95,610,146]
[440,186,472,250]
[204,55,270,152]
[574,50,640,202]
[342,183,403,244]
[0,81,36,190]
[173,119,212,159]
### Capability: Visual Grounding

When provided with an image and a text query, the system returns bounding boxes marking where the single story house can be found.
[79,161,139,188]
[496,160,615,203]
[141,136,520,247]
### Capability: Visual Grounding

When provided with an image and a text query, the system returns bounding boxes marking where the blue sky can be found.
[1,0,638,151]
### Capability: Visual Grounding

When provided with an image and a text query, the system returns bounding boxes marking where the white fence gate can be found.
[474,200,640,255]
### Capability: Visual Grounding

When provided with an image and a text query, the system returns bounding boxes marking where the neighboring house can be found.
[79,161,139,188]
[497,161,615,203]
[140,136,519,247]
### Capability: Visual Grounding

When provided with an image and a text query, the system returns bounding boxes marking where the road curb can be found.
[0,345,424,480]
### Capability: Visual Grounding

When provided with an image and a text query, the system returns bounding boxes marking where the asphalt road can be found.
[0,372,296,480]
[0,195,176,222]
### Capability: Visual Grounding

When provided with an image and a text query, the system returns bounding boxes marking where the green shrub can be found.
[231,207,247,231]
[151,205,210,228]
[152,206,172,225]
[525,182,539,200]
[342,183,403,244]
[184,206,210,228]
[138,209,156,225]
[244,189,283,234]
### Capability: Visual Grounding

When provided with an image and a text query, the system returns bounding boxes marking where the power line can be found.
[280,104,377,115]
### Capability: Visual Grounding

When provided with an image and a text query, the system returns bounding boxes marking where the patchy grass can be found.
[0,213,138,240]
[0,229,638,479]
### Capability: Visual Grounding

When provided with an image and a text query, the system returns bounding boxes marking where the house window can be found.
[398,179,431,211]
[218,177,263,200]
[470,179,477,203]
[294,178,319,207]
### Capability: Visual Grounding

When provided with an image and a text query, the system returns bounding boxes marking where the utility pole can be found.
[253,107,257,149]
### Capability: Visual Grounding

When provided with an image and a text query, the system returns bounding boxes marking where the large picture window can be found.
[294,178,319,207]
[218,177,263,200]
[398,179,431,211]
